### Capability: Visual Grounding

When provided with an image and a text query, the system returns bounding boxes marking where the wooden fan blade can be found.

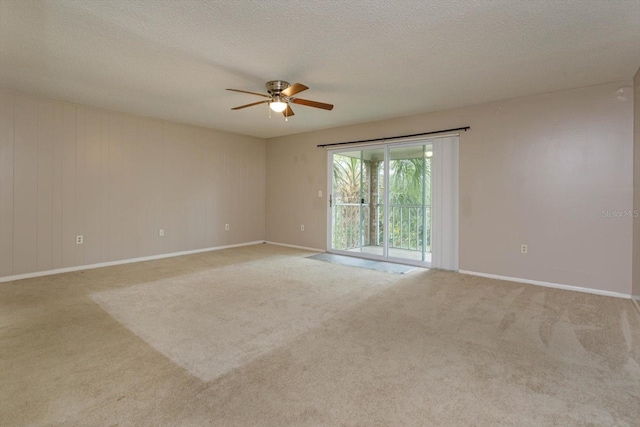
[231,100,269,110]
[226,88,270,98]
[281,83,308,97]
[282,104,295,117]
[291,98,334,111]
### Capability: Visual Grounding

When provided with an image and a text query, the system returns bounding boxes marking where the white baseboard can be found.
[0,241,264,283]
[264,241,324,253]
[632,297,640,316]
[458,270,630,299]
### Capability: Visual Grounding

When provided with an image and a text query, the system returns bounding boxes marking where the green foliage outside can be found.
[332,152,431,253]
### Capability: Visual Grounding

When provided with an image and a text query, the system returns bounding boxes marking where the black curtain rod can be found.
[317,126,470,148]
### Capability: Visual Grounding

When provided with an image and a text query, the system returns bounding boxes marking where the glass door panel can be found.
[387,143,432,263]
[331,148,385,256]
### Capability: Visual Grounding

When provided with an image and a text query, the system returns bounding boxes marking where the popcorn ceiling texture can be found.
[0,0,639,138]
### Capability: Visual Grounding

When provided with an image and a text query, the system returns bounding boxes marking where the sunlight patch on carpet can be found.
[91,253,401,381]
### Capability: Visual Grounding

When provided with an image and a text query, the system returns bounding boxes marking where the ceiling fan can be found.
[226,81,333,120]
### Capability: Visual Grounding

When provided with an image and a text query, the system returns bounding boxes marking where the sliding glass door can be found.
[328,136,458,269]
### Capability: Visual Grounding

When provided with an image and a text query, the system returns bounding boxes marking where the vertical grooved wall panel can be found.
[100,112,109,261]
[61,104,76,267]
[75,107,85,266]
[37,100,53,271]
[136,119,153,257]
[0,90,266,279]
[0,92,14,277]
[84,108,101,265]
[108,113,123,261]
[121,116,138,259]
[151,120,164,256]
[51,102,63,269]
[13,95,39,274]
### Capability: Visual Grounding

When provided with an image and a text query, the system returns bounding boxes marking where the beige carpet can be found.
[90,250,402,381]
[1,244,639,426]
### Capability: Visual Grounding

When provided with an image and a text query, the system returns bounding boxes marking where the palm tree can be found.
[389,158,430,205]
[332,154,370,249]
[332,155,364,204]
[388,158,431,251]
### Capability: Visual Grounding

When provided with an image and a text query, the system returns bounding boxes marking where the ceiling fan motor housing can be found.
[266,80,290,95]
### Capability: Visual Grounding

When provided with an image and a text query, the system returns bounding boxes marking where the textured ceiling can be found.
[1,0,639,139]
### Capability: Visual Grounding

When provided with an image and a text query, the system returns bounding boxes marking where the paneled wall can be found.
[0,91,266,278]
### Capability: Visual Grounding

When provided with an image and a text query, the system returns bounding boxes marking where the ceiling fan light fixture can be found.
[228,81,333,116]
[269,96,287,113]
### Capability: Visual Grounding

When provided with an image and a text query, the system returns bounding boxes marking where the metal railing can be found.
[332,203,431,252]
[331,203,370,250]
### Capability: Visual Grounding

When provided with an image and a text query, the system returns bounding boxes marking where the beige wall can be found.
[634,68,640,299]
[0,91,266,278]
[266,82,634,294]
[1,82,634,295]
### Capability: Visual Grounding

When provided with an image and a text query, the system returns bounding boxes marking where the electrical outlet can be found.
[318,190,323,197]
[225,224,230,231]
[76,235,83,245]
[159,229,164,237]
[521,244,528,254]
[300,225,305,231]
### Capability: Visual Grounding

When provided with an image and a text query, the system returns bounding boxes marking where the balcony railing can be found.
[331,203,431,252]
